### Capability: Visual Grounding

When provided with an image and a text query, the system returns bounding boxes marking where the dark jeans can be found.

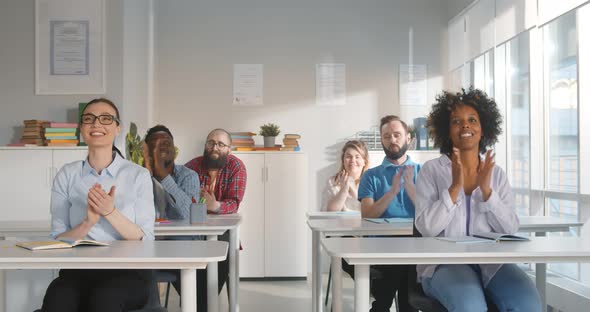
[41,269,150,312]
[343,261,414,312]
[161,231,230,311]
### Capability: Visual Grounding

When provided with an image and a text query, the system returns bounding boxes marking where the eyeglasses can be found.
[205,140,230,149]
[81,114,120,125]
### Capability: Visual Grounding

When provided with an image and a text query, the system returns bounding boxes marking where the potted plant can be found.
[126,122,144,165]
[259,123,280,147]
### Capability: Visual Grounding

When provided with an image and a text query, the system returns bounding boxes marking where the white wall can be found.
[154,0,448,211]
[447,0,475,20]
[0,0,128,148]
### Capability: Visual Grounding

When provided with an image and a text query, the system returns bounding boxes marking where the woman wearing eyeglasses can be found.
[321,140,369,212]
[41,98,155,312]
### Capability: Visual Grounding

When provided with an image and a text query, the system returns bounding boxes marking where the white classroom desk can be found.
[307,215,584,312]
[323,236,590,312]
[0,214,242,312]
[0,240,227,312]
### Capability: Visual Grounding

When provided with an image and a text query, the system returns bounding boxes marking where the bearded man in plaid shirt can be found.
[185,128,247,310]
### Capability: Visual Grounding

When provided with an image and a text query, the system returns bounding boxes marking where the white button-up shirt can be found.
[50,153,155,241]
[415,155,519,285]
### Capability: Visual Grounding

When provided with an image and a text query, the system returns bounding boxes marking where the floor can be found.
[160,273,397,312]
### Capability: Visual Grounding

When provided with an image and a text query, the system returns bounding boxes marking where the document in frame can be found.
[316,63,346,106]
[233,64,263,106]
[50,21,89,75]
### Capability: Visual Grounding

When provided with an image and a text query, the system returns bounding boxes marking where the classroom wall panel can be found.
[153,0,448,214]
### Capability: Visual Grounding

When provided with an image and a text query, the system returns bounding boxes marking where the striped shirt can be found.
[158,165,200,220]
[185,154,247,215]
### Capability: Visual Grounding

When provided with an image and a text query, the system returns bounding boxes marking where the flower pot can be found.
[263,136,276,148]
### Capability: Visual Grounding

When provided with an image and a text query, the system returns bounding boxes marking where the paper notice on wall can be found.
[399,64,427,107]
[316,63,346,106]
[233,64,263,106]
[50,21,89,75]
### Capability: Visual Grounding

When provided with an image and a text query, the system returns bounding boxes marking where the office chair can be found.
[408,224,498,312]
[325,259,400,312]
[129,270,168,312]
[154,270,177,308]
[34,270,167,312]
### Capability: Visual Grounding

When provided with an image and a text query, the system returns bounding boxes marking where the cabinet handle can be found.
[46,167,52,187]
[265,166,269,182]
[262,167,265,183]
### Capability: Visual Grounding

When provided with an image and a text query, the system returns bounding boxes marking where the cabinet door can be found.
[234,153,266,278]
[52,149,88,174]
[0,150,53,221]
[264,153,308,277]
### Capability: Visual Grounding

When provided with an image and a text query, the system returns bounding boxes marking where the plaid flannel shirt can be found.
[185,154,247,214]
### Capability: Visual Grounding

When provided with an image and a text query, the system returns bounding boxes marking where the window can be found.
[544,11,579,195]
[507,32,531,216]
[542,11,580,280]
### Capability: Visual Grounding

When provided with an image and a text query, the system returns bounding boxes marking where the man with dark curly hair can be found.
[358,115,421,312]
[415,88,541,312]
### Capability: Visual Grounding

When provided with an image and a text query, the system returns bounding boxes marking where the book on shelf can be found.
[230,132,256,137]
[281,146,301,151]
[283,138,299,145]
[16,238,109,251]
[47,142,79,146]
[254,146,282,151]
[46,139,79,144]
[44,133,77,138]
[44,122,79,128]
[20,138,44,145]
[284,134,301,139]
[235,147,256,151]
[23,120,47,126]
[45,136,78,140]
[45,127,78,133]
[436,232,530,243]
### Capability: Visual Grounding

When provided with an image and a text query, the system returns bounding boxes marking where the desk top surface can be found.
[0,214,242,234]
[0,240,227,263]
[307,216,583,233]
[321,237,590,264]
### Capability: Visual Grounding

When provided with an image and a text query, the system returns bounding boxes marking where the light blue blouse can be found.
[50,153,155,241]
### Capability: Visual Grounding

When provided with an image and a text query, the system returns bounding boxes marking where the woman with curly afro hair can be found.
[414,88,541,312]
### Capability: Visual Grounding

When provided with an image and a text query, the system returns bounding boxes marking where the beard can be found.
[203,148,228,169]
[382,142,408,161]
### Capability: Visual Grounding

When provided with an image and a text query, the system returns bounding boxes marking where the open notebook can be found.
[436,232,529,243]
[16,238,109,251]
[363,218,414,224]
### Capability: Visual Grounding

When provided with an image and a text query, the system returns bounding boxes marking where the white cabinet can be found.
[0,147,87,312]
[235,152,308,278]
[0,149,53,221]
[0,147,88,222]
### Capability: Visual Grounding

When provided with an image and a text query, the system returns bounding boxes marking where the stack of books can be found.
[282,134,301,151]
[44,122,79,146]
[20,120,46,145]
[231,132,256,151]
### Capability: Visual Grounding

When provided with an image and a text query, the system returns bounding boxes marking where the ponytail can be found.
[113,145,124,159]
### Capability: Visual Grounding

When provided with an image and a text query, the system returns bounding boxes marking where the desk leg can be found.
[536,231,547,312]
[181,268,197,312]
[312,230,322,312]
[229,228,239,312]
[1,236,5,312]
[354,264,369,312]
[331,256,342,312]
[207,235,219,312]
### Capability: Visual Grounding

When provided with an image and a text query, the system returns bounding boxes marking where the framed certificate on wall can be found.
[35,0,105,94]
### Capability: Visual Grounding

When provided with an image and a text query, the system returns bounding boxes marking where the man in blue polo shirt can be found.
[359,115,420,312]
